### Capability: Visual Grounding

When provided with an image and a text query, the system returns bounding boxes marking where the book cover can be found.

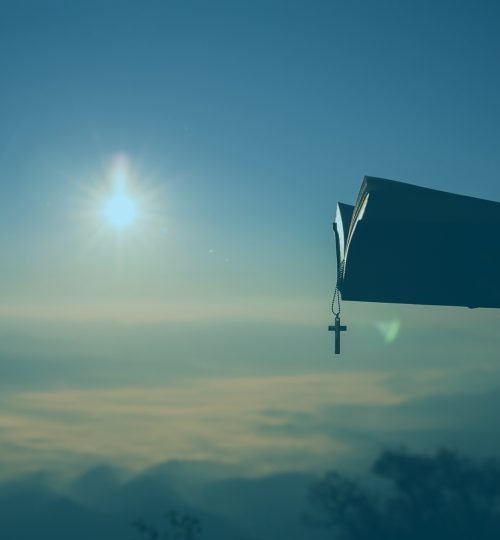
[334,177,500,308]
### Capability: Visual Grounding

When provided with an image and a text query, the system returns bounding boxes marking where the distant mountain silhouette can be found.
[1,450,497,539]
[0,475,122,540]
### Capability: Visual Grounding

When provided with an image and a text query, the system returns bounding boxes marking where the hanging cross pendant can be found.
[328,316,347,354]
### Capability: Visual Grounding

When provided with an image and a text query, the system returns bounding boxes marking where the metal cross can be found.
[328,316,347,354]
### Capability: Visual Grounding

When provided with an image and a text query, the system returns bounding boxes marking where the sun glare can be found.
[104,191,137,227]
[102,156,139,229]
[80,153,165,249]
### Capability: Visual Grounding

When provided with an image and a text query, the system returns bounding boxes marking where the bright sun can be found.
[102,155,139,228]
[104,191,137,227]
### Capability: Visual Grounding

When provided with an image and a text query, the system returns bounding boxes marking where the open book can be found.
[334,177,500,308]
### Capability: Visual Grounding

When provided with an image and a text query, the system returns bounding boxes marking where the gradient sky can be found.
[1,0,500,482]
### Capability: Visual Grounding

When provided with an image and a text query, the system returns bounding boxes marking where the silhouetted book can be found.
[334,177,500,308]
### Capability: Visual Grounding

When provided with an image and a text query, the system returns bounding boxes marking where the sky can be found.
[1,1,500,534]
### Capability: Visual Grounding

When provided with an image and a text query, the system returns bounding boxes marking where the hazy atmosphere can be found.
[1,1,500,538]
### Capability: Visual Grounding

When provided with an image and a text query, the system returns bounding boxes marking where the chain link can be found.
[331,260,344,319]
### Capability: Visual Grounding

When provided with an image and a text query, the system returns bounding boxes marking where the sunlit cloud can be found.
[0,372,402,476]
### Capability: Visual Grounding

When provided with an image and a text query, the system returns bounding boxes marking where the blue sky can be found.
[1,0,500,487]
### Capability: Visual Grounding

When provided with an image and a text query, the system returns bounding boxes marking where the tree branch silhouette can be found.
[309,448,500,540]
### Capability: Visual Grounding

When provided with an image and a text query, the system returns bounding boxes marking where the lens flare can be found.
[375,319,401,343]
